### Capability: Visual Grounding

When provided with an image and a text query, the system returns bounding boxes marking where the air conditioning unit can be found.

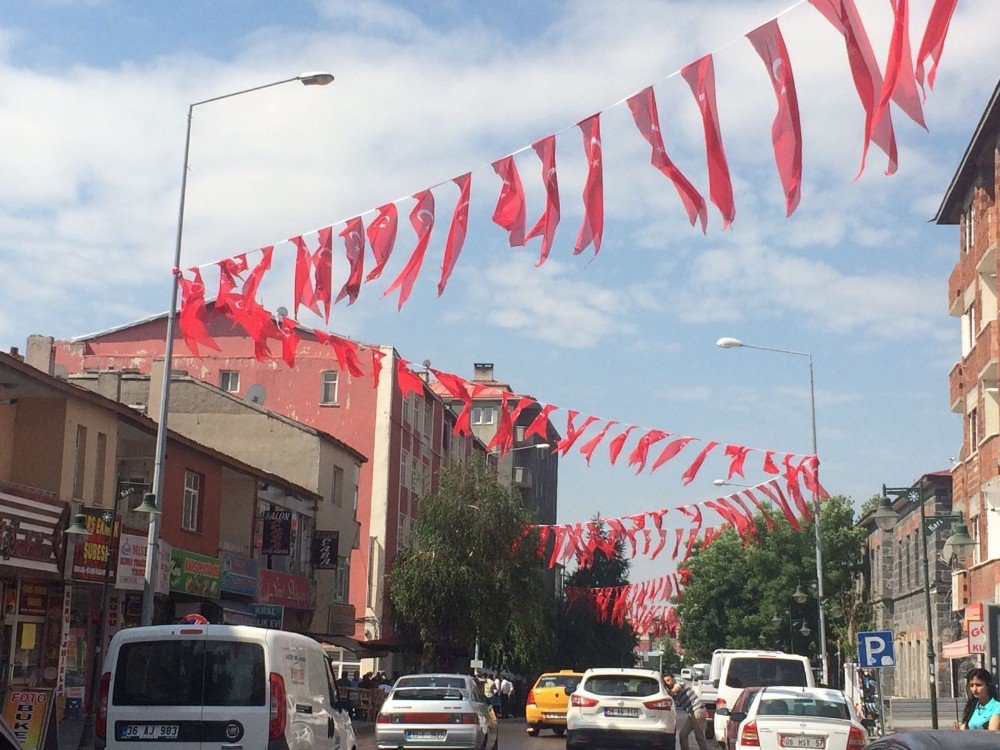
[513,466,533,488]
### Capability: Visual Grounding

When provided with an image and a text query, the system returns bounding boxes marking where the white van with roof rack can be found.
[96,621,355,750]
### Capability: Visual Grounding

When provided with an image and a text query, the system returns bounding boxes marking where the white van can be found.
[96,623,356,750]
[710,650,813,746]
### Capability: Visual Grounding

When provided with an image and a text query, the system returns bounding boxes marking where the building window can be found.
[73,425,88,500]
[969,407,980,451]
[182,470,202,532]
[514,425,526,444]
[93,432,107,504]
[332,466,344,507]
[472,406,495,425]
[400,450,409,489]
[330,559,350,603]
[352,464,360,512]
[964,204,975,253]
[423,402,433,438]
[219,370,240,393]
[322,371,338,405]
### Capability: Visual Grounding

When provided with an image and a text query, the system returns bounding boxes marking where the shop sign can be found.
[220,552,258,598]
[169,549,222,598]
[3,688,54,750]
[71,508,121,582]
[313,531,339,569]
[116,536,172,594]
[0,490,68,574]
[258,568,310,609]
[970,619,988,654]
[18,580,48,617]
[328,602,356,634]
[252,604,284,629]
[261,511,292,555]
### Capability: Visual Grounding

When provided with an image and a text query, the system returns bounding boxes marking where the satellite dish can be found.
[246,384,267,405]
[275,306,289,319]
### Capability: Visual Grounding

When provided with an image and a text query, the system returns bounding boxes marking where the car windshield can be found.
[585,676,661,698]
[392,688,466,701]
[758,698,849,720]
[537,675,580,691]
[113,639,265,706]
[397,676,466,689]
[726,658,808,689]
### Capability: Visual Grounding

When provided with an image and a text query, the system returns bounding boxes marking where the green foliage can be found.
[388,457,548,670]
[858,494,882,519]
[676,496,865,664]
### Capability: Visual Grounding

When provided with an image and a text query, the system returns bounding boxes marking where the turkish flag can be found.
[608,425,637,465]
[395,358,424,399]
[651,436,694,473]
[809,0,898,177]
[879,0,926,129]
[680,55,735,229]
[579,420,618,465]
[525,135,560,267]
[365,203,399,283]
[336,218,366,306]
[747,20,803,217]
[291,235,319,318]
[178,269,220,356]
[370,348,386,388]
[627,429,669,474]
[575,114,604,256]
[491,155,527,247]
[384,190,435,309]
[915,0,958,94]
[278,317,300,368]
[556,411,600,456]
[313,227,334,322]
[525,404,557,440]
[438,173,472,297]
[215,255,248,318]
[626,86,707,232]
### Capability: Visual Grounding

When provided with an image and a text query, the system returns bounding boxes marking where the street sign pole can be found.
[876,669,886,737]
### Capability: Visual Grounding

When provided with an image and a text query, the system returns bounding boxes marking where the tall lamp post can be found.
[716,336,830,686]
[140,72,334,626]
[872,480,975,729]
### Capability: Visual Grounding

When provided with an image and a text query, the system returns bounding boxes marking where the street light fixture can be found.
[877,481,976,729]
[713,479,751,488]
[716,335,830,686]
[792,584,808,605]
[140,72,334,627]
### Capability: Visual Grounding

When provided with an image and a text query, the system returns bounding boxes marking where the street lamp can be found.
[713,479,751,488]
[140,72,334,626]
[716,336,830,685]
[876,480,976,729]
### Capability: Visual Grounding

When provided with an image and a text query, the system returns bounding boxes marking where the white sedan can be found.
[725,686,868,750]
[566,668,677,750]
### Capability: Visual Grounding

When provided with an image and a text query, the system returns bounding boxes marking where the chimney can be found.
[472,362,494,382]
[97,371,123,402]
[25,335,55,375]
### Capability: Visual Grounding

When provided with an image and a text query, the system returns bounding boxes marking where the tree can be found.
[544,519,639,670]
[388,457,548,670]
[676,496,864,667]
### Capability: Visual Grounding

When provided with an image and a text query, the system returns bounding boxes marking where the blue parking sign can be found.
[857,630,895,668]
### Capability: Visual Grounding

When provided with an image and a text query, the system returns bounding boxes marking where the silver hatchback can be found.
[376,674,499,750]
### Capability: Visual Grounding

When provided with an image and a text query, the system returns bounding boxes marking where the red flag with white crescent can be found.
[680,54,735,229]
[178,269,220,356]
[575,114,604,256]
[438,173,472,297]
[579,420,618,465]
[313,227,334,322]
[292,235,319,318]
[365,203,399,283]
[336,218,366,306]
[871,0,925,130]
[747,20,803,217]
[608,425,637,465]
[914,0,959,94]
[524,135,560,267]
[395,358,425,399]
[627,429,669,474]
[384,190,435,310]
[626,86,707,232]
[491,155,527,247]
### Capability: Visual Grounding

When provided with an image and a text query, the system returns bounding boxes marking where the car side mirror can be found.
[712,679,719,688]
[716,706,730,717]
[730,711,747,723]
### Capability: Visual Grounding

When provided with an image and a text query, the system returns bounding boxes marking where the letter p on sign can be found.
[857,630,895,668]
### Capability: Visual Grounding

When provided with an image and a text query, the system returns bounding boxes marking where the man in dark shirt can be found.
[664,673,708,750]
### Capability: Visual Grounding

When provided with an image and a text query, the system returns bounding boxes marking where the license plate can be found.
[604,707,639,718]
[542,712,565,719]
[780,736,825,749]
[118,724,180,741]
[405,730,447,740]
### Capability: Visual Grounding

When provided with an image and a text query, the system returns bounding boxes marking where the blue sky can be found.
[1,0,997,583]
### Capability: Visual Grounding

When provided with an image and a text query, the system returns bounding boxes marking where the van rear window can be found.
[725,658,807,689]
[113,640,265,706]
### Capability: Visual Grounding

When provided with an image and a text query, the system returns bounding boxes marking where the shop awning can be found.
[942,637,970,659]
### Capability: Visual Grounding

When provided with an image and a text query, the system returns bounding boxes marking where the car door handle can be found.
[297,704,313,714]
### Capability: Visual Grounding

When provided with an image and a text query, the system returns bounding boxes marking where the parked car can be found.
[724,686,867,750]
[100,622,355,750]
[375,673,498,750]
[525,669,583,736]
[566,668,677,750]
[866,731,999,749]
[712,650,813,743]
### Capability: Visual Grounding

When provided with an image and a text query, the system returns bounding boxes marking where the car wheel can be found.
[551,727,565,737]
[664,735,676,750]
[566,730,578,750]
[526,726,539,737]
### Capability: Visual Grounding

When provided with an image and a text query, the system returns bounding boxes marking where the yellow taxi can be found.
[525,670,584,736]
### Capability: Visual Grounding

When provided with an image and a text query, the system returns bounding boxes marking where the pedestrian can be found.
[954,667,1000,730]
[484,673,501,717]
[664,673,709,750]
[500,674,514,718]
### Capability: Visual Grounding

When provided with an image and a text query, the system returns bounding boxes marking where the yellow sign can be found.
[3,688,54,750]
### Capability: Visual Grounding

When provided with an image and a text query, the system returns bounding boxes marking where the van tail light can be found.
[527,690,536,706]
[95,671,111,740]
[643,697,673,710]
[716,697,726,709]
[269,672,287,740]
[739,720,760,747]
[570,694,599,708]
[848,726,867,748]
